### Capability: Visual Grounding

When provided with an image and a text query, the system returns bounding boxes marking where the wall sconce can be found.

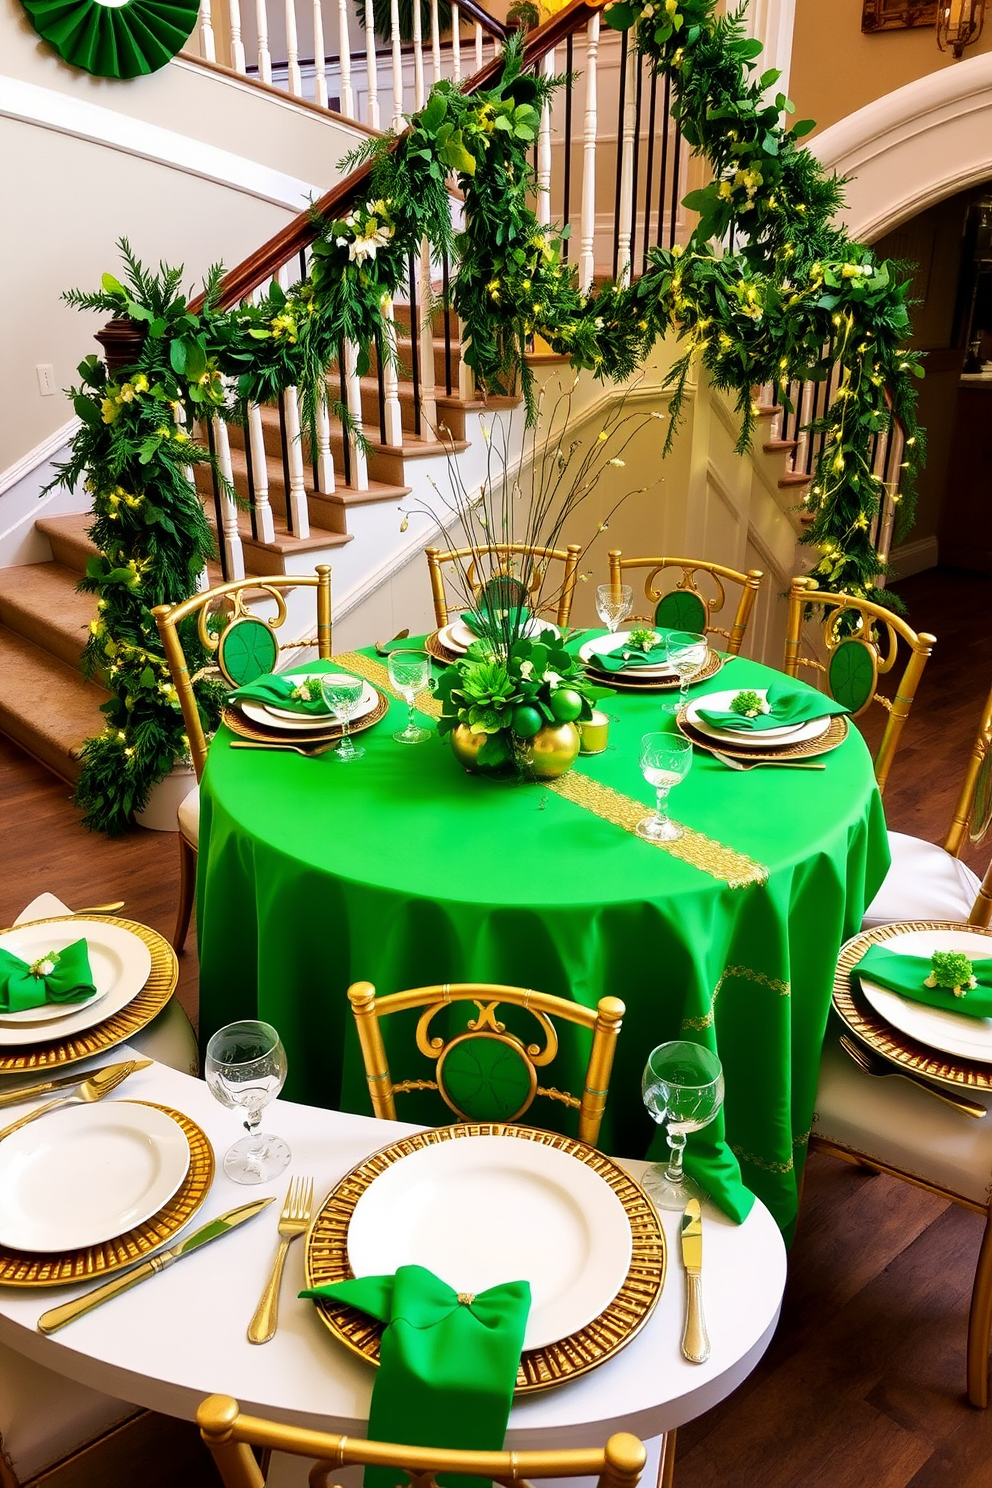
[936,0,986,56]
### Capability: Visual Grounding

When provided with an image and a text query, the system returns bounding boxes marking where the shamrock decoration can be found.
[729,689,768,720]
[925,950,978,998]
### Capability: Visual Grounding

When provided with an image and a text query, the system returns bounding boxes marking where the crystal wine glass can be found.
[205,1020,291,1185]
[641,1040,725,1210]
[663,631,708,715]
[637,731,692,843]
[387,648,433,744]
[595,583,634,634]
[320,673,366,761]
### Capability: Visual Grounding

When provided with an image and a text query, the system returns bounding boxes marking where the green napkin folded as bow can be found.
[0,939,96,1014]
[229,661,341,716]
[301,1264,531,1488]
[695,680,849,733]
[851,943,992,1019]
[590,629,676,672]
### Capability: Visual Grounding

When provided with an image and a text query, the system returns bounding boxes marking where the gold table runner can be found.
[335,651,769,889]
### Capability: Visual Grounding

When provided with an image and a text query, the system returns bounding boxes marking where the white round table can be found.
[0,1052,787,1452]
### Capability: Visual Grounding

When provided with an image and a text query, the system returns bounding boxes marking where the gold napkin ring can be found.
[457,1292,475,1306]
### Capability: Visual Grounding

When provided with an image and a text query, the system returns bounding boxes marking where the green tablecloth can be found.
[196,649,889,1235]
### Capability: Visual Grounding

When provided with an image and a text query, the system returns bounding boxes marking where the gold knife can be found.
[680,1197,710,1364]
[37,1198,275,1334]
[0,1060,152,1111]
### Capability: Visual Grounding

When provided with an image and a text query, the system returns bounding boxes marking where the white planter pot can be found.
[134,763,196,833]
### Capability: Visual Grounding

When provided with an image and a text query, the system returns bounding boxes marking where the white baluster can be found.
[227,0,246,71]
[282,388,311,538]
[364,0,379,127]
[247,402,276,543]
[315,395,336,494]
[537,48,555,228]
[451,1,461,80]
[389,0,404,129]
[792,379,816,475]
[578,15,600,293]
[313,0,328,107]
[381,297,404,448]
[211,417,245,581]
[198,0,216,61]
[474,20,482,70]
[338,0,355,118]
[458,316,475,401]
[412,0,425,109]
[254,0,271,81]
[284,0,302,94]
[616,38,638,285]
[343,341,369,490]
[417,243,438,440]
[430,0,441,85]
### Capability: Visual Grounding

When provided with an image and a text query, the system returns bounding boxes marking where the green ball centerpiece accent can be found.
[512,704,543,739]
[549,687,583,723]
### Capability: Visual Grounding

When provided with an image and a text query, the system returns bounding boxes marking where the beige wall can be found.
[790,0,992,135]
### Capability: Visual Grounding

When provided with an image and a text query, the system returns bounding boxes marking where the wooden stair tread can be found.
[778,471,813,488]
[36,513,99,575]
[0,626,110,784]
[0,562,95,668]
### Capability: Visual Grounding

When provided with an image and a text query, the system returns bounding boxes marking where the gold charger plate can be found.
[676,708,849,762]
[0,1102,214,1286]
[0,916,176,1076]
[426,631,461,665]
[584,647,725,693]
[834,920,992,1091]
[305,1122,666,1394]
[223,686,390,746]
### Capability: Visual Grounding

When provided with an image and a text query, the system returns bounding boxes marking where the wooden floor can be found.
[3,563,992,1488]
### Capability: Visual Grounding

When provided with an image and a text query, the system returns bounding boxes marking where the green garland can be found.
[54,16,925,832]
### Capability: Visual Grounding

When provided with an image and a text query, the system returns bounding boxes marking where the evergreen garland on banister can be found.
[52,12,924,832]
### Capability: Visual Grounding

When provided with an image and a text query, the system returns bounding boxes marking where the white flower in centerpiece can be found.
[519,660,535,679]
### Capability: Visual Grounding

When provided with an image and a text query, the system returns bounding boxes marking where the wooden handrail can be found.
[190,0,605,312]
[452,0,511,40]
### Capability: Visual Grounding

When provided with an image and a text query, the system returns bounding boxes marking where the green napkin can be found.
[461,607,532,637]
[0,939,96,1014]
[695,680,849,733]
[301,1264,531,1488]
[229,661,343,716]
[852,943,992,1019]
[590,629,676,672]
[683,1122,755,1224]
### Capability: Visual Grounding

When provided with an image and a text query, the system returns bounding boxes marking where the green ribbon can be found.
[302,1264,530,1488]
[229,660,349,716]
[21,0,199,78]
[695,680,849,733]
[852,943,992,1019]
[0,939,96,1014]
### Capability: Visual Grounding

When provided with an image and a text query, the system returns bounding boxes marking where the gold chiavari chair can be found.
[606,550,764,657]
[864,672,992,930]
[425,543,583,631]
[197,1394,648,1488]
[783,575,935,795]
[150,566,332,952]
[348,981,624,1148]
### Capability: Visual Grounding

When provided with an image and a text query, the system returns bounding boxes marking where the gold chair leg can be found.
[658,1430,676,1488]
[967,1206,992,1407]
[174,833,197,954]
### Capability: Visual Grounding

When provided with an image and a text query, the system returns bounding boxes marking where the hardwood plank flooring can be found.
[2,563,992,1487]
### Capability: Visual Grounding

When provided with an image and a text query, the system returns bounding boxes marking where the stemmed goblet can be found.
[641,1040,725,1210]
[662,631,709,715]
[595,583,634,635]
[636,732,692,843]
[320,673,366,761]
[205,1020,291,1185]
[387,649,433,744]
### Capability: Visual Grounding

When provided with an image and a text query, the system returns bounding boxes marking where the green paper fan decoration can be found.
[21,0,199,78]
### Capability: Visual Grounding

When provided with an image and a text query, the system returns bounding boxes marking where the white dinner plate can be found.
[860,927,992,1062]
[346,1134,633,1351]
[441,618,561,654]
[579,632,679,678]
[240,678,379,733]
[0,1101,191,1252]
[0,922,152,1047]
[685,689,831,750]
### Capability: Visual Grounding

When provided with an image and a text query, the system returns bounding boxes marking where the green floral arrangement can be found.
[435,630,612,772]
[925,951,978,997]
[729,689,768,719]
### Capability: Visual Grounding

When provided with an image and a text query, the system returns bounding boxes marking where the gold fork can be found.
[0,1061,139,1142]
[247,1175,314,1344]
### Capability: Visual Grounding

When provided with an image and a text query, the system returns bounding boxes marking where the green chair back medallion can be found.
[478,574,529,615]
[436,1031,537,1122]
[828,639,877,716]
[21,0,199,77]
[217,616,280,688]
[655,589,708,635]
[973,749,992,845]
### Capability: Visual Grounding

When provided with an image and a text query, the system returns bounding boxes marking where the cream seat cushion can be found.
[861,830,981,930]
[178,784,199,847]
[813,1035,992,1207]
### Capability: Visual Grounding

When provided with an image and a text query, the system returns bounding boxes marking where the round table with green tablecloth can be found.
[196,644,890,1236]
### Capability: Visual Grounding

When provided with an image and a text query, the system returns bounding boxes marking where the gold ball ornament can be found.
[448,721,580,780]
